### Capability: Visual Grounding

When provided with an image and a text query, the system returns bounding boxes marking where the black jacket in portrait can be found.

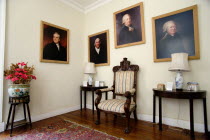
[158,33,187,59]
[43,42,67,61]
[118,25,141,45]
[90,46,107,64]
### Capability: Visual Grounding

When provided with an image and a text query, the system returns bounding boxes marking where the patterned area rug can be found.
[6,120,123,140]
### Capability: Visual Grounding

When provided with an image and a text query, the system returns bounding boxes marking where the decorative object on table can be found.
[187,82,199,91]
[169,53,190,90]
[4,62,36,97]
[95,58,139,133]
[157,83,165,91]
[166,82,173,91]
[95,81,100,87]
[152,5,199,62]
[40,21,69,64]
[88,30,110,66]
[114,2,145,48]
[82,81,87,87]
[84,62,96,86]
[99,81,105,87]
[4,120,123,140]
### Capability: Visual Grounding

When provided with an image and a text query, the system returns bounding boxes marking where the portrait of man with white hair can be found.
[114,2,145,48]
[153,6,199,62]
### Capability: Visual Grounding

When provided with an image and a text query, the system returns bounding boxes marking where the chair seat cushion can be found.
[98,99,135,113]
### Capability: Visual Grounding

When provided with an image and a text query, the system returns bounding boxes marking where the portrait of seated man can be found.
[90,38,107,64]
[43,32,67,61]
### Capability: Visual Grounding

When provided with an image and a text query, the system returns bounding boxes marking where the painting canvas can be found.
[114,2,145,48]
[88,30,110,66]
[40,21,69,64]
[152,5,199,62]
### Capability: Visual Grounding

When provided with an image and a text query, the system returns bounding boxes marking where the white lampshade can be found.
[168,53,190,72]
[84,62,96,74]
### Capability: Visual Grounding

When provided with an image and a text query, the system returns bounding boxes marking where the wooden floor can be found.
[0,109,209,140]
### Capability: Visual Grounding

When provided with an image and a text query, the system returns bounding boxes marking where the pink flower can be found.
[15,68,23,72]
[18,62,26,66]
[5,75,12,80]
[11,77,19,82]
[23,70,28,73]
[21,74,28,80]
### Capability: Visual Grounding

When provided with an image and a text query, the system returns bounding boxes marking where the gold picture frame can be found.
[152,5,200,62]
[40,21,69,64]
[88,30,110,67]
[113,2,145,48]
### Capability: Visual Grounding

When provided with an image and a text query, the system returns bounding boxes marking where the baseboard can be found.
[0,122,5,132]
[31,105,80,122]
[86,104,210,133]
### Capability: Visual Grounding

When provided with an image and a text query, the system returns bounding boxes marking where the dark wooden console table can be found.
[153,89,208,137]
[80,86,108,114]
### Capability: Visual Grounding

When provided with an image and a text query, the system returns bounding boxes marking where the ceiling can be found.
[59,0,112,13]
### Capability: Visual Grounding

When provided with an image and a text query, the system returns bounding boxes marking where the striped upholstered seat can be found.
[98,99,135,113]
[115,71,134,94]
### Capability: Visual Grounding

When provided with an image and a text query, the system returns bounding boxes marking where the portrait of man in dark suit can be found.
[89,30,109,66]
[114,2,145,48]
[43,32,67,61]
[41,21,69,64]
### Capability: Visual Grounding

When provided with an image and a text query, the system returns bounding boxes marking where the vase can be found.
[8,84,30,97]
[175,71,183,90]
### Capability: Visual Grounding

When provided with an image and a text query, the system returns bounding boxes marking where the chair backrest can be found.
[113,58,139,95]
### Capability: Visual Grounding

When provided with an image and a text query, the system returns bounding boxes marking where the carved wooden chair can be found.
[95,58,139,133]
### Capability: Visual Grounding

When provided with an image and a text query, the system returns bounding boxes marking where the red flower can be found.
[5,75,12,80]
[11,77,19,82]
[18,62,26,66]
[21,74,28,80]
[31,75,37,80]
[15,68,23,72]
[23,70,28,73]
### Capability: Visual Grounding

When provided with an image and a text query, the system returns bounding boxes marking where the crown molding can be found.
[58,0,112,14]
[84,0,112,14]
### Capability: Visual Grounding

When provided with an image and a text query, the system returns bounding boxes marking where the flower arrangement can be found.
[4,62,36,84]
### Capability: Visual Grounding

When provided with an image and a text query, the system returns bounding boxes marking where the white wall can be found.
[3,0,85,123]
[84,0,210,132]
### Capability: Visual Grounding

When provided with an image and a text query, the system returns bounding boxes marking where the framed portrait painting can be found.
[88,30,110,66]
[114,2,145,48]
[152,5,200,62]
[40,21,69,64]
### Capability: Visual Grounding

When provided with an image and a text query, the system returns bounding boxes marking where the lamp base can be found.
[175,71,184,90]
[87,74,93,86]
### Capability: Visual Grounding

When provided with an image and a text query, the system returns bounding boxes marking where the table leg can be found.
[189,99,195,137]
[153,94,156,123]
[105,92,108,100]
[84,91,86,109]
[203,98,208,134]
[92,91,94,114]
[23,103,26,121]
[10,105,16,137]
[80,89,82,111]
[26,103,32,129]
[5,104,12,131]
[159,96,162,131]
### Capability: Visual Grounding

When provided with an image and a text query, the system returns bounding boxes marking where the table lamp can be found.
[168,53,190,90]
[84,62,96,86]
